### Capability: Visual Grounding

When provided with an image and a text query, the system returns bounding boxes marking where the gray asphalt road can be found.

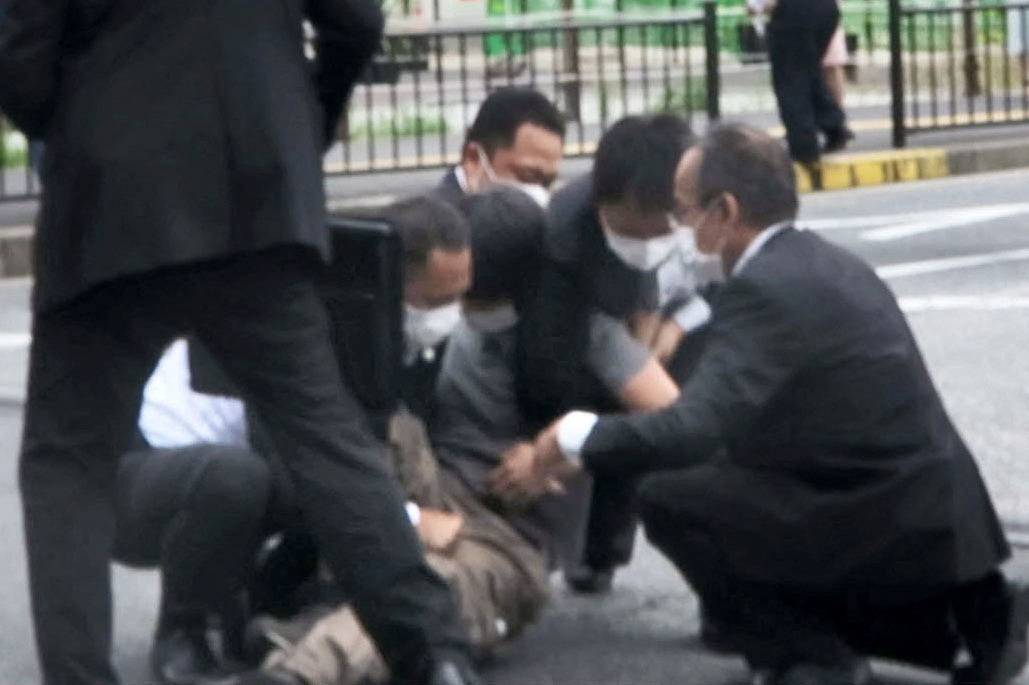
[2,169,1029,683]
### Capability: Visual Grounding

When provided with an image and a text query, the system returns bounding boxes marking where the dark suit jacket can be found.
[583,226,1009,587]
[0,0,383,311]
[517,173,658,423]
[434,167,466,208]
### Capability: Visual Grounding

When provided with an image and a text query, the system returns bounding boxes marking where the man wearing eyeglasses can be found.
[495,123,1026,685]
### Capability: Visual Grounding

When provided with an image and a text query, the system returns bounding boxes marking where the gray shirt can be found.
[586,312,652,395]
[430,321,573,557]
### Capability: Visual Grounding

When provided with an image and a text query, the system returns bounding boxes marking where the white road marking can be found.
[800,203,1029,241]
[0,332,30,349]
[899,295,1029,312]
[877,247,1029,279]
[862,205,1029,241]
[803,212,940,231]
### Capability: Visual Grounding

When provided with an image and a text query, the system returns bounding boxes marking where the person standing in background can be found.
[822,7,850,112]
[766,0,853,162]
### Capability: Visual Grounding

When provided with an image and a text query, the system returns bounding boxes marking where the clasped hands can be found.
[487,419,580,504]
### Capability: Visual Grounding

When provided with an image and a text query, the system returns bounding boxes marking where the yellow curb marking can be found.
[795,147,950,193]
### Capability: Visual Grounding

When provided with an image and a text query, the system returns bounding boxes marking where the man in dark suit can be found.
[0,2,478,685]
[435,87,565,209]
[494,123,1027,685]
[420,87,564,422]
[768,0,853,163]
[518,115,701,595]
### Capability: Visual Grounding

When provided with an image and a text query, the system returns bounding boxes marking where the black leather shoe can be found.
[565,564,614,595]
[823,127,855,154]
[775,657,873,685]
[954,580,1029,685]
[151,627,223,685]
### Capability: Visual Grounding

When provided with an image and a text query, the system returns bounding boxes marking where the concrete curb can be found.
[795,137,1029,193]
[796,147,949,192]
[3,138,1029,279]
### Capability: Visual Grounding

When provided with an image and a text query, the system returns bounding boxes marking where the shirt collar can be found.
[453,166,470,194]
[731,221,792,277]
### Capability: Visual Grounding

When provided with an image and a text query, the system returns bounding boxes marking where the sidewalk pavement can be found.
[3,114,1029,278]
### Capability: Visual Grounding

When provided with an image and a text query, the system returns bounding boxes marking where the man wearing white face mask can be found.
[385,196,474,420]
[436,88,565,210]
[494,124,1027,685]
[248,189,564,685]
[518,114,710,596]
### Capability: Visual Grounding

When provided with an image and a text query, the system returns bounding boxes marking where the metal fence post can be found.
[703,0,721,121]
[962,0,982,97]
[889,0,907,147]
[561,3,582,122]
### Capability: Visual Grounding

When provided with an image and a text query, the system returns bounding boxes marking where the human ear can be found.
[720,193,741,226]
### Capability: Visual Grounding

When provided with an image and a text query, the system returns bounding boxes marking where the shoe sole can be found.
[989,583,1029,685]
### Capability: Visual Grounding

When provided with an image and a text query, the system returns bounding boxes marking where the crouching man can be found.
[234,188,565,685]
[494,124,1029,685]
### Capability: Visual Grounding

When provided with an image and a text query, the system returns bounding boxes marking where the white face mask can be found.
[600,212,681,272]
[476,146,551,208]
[464,303,519,334]
[404,302,462,353]
[509,181,550,208]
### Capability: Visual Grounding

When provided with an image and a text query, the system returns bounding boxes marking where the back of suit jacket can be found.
[584,227,1008,586]
[0,0,383,311]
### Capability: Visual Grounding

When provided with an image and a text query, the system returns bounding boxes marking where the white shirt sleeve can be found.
[556,410,600,467]
[405,501,421,527]
[138,340,248,448]
[671,296,713,334]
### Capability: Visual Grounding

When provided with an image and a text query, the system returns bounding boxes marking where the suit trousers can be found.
[638,469,971,673]
[768,0,847,162]
[19,247,466,685]
[113,444,271,630]
[577,326,712,572]
[580,474,640,570]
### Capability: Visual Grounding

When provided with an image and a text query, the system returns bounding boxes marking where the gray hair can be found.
[697,123,798,228]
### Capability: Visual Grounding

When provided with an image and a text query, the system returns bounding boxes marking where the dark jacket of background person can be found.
[583,226,1009,588]
[517,174,658,424]
[435,167,466,208]
[386,166,470,422]
[0,0,383,312]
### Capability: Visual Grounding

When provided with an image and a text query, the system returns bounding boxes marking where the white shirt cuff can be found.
[405,501,421,527]
[556,411,600,466]
[672,296,712,334]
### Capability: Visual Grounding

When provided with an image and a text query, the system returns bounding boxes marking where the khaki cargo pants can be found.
[263,410,551,685]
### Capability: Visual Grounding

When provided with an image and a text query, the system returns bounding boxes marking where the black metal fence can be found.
[326,5,720,175]
[0,120,41,202]
[0,6,719,201]
[890,0,1029,146]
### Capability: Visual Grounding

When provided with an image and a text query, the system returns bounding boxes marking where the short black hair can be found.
[593,114,696,211]
[697,123,798,227]
[464,88,566,156]
[383,194,471,271]
[459,187,545,304]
